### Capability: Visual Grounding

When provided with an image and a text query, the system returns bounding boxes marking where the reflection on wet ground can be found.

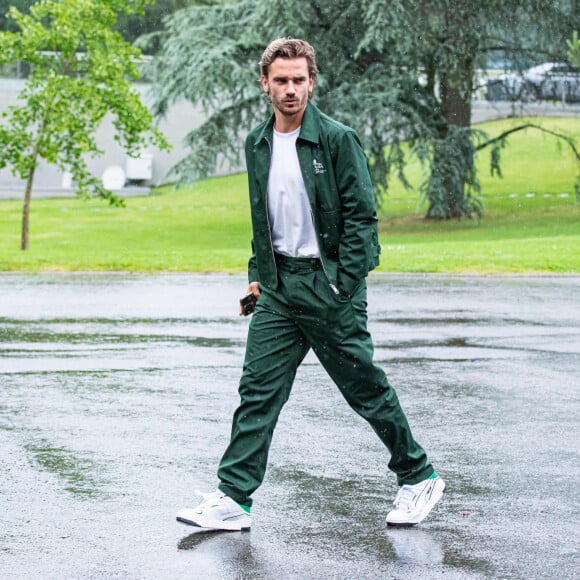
[1,274,578,579]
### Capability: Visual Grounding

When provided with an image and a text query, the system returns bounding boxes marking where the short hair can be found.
[260,38,319,79]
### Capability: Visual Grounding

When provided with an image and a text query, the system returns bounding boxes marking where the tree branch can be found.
[475,123,580,161]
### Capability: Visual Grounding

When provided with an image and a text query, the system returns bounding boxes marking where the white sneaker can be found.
[176,490,251,531]
[386,474,445,527]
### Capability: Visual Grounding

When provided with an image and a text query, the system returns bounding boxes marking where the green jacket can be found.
[245,102,381,296]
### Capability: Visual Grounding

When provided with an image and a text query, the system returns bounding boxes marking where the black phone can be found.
[240,293,257,316]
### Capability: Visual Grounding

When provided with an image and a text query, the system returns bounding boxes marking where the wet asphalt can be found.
[0,273,578,579]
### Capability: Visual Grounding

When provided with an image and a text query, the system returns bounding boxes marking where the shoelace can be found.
[196,492,226,514]
[393,485,417,509]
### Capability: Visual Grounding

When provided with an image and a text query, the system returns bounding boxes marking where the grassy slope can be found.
[0,174,252,271]
[378,117,579,272]
[0,117,578,273]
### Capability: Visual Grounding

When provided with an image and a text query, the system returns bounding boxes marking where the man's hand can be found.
[239,281,261,316]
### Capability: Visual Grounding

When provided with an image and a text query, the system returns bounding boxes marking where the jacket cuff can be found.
[248,254,259,284]
[248,269,259,284]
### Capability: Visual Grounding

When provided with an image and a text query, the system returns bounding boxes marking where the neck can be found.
[273,108,305,134]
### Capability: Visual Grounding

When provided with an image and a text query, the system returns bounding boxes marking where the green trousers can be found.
[218,256,433,507]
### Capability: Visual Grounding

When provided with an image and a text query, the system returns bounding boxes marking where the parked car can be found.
[486,62,580,103]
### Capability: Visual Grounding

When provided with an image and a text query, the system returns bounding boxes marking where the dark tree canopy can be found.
[117,0,226,52]
[151,0,579,218]
[0,0,225,50]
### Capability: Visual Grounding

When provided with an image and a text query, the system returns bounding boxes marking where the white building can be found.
[0,78,239,199]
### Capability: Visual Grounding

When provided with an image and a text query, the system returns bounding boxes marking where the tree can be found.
[149,0,579,219]
[0,1,222,51]
[568,30,580,66]
[0,0,170,250]
[0,0,33,33]
[358,0,579,218]
[116,0,225,53]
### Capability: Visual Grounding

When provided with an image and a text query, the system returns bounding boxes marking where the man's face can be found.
[261,57,314,119]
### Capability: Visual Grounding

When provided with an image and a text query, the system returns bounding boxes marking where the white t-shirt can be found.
[267,127,320,258]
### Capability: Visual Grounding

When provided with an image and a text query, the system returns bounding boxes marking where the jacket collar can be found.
[298,102,320,144]
[254,102,321,145]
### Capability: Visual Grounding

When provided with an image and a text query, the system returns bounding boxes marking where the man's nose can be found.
[286,82,296,94]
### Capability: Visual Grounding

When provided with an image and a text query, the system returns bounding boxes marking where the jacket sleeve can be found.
[333,130,381,295]
[248,239,259,283]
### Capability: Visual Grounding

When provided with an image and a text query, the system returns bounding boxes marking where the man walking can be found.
[177,38,444,531]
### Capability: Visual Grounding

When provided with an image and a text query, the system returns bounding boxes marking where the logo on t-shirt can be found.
[313,159,326,174]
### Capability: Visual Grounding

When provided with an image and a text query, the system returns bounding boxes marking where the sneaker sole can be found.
[386,478,446,527]
[176,515,251,531]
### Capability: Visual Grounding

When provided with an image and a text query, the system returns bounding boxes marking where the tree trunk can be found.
[426,128,473,219]
[425,51,475,219]
[21,169,35,250]
[440,80,472,129]
[21,143,40,251]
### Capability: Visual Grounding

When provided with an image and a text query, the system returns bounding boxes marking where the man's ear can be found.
[260,75,269,95]
[308,75,316,100]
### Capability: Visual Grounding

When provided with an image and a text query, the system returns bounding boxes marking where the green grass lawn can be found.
[0,117,578,273]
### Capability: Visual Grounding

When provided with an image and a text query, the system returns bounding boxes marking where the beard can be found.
[269,91,311,116]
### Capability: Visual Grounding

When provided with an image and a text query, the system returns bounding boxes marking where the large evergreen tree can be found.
[150,0,579,219]
[117,0,228,52]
